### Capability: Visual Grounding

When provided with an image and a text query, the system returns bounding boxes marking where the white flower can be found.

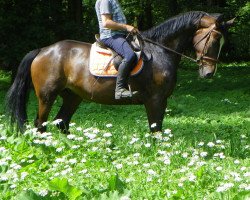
[164,129,171,134]
[76,127,82,131]
[234,160,240,164]
[21,172,29,180]
[56,147,64,152]
[42,122,48,126]
[243,172,250,177]
[39,190,48,197]
[129,137,139,145]
[79,169,88,174]
[216,140,223,144]
[188,174,196,182]
[10,184,17,189]
[72,145,80,149]
[207,142,215,147]
[151,123,157,128]
[67,134,76,140]
[144,143,151,148]
[216,183,234,192]
[68,159,77,164]
[148,169,157,176]
[52,119,63,125]
[120,196,131,200]
[81,158,87,163]
[0,147,7,153]
[200,152,208,157]
[240,167,246,171]
[198,142,204,146]
[0,136,7,140]
[106,123,113,128]
[69,123,76,127]
[115,163,123,169]
[216,166,223,171]
[103,132,112,137]
[182,152,189,158]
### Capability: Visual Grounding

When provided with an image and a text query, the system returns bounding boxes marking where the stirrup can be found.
[115,87,138,100]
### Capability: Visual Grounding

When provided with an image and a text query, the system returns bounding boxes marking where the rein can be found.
[136,25,222,65]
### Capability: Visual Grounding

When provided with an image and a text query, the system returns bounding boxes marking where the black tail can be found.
[5,49,41,132]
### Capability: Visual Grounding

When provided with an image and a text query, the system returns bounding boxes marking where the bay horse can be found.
[6,11,233,133]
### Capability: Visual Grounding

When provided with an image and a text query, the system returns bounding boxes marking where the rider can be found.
[95,0,139,99]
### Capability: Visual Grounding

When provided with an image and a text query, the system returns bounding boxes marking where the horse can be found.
[6,11,234,133]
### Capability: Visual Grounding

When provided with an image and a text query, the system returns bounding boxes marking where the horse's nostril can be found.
[205,72,213,78]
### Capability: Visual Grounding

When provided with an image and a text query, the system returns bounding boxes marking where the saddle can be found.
[89,34,145,77]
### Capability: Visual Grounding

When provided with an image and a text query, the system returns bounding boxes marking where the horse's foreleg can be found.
[144,95,167,132]
[54,90,82,134]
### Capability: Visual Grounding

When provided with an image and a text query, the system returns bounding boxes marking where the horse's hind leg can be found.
[54,89,82,134]
[34,92,57,133]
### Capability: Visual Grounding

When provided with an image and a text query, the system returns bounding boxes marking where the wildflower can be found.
[56,147,64,152]
[42,122,48,126]
[216,140,223,144]
[145,133,151,138]
[143,163,151,168]
[0,136,7,140]
[21,172,29,180]
[10,184,17,189]
[198,142,204,146]
[76,127,82,131]
[81,158,87,163]
[197,161,206,166]
[39,190,48,197]
[182,152,189,158]
[129,137,139,145]
[115,163,123,169]
[243,172,250,177]
[151,123,157,128]
[216,166,223,171]
[79,169,88,174]
[145,143,151,148]
[68,159,77,164]
[120,196,131,200]
[178,182,184,187]
[106,123,113,128]
[100,168,106,172]
[234,160,240,164]
[69,122,76,127]
[134,153,140,157]
[71,145,80,149]
[207,142,215,147]
[67,134,76,140]
[164,129,171,134]
[52,119,62,125]
[103,132,112,137]
[216,183,234,192]
[147,169,157,176]
[200,152,208,157]
[240,167,246,171]
[163,157,171,165]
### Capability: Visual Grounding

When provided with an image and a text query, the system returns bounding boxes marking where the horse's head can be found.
[193,15,234,78]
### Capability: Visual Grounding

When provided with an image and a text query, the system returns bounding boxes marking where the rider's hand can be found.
[126,25,139,34]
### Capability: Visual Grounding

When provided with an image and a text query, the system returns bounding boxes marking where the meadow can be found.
[0,62,249,199]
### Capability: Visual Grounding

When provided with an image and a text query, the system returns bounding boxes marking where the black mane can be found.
[142,11,208,41]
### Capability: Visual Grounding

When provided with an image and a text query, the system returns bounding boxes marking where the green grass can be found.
[0,63,249,200]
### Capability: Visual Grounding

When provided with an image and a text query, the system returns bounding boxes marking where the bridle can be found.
[193,25,224,66]
[136,24,224,66]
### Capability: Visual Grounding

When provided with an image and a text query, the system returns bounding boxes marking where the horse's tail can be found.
[6,49,41,132]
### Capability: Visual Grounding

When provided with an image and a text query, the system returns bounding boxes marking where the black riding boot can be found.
[115,60,138,99]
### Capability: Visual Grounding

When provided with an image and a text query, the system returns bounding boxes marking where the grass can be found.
[0,62,249,200]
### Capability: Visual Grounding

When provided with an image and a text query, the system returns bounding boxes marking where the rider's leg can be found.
[102,35,138,99]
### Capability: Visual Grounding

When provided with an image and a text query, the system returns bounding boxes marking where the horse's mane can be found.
[142,11,208,41]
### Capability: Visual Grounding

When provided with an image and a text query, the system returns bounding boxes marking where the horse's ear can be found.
[224,18,236,28]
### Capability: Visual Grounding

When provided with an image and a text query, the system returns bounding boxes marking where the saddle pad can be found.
[89,43,143,77]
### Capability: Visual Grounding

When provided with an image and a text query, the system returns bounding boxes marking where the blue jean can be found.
[101,34,137,70]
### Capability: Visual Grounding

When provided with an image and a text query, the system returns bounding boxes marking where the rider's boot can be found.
[115,60,138,99]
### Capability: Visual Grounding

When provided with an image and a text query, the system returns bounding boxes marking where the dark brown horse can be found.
[6,11,233,133]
